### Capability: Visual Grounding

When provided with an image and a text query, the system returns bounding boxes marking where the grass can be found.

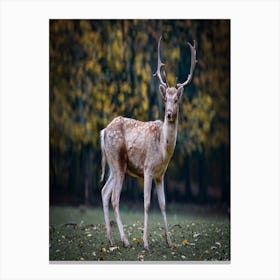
[49,205,230,262]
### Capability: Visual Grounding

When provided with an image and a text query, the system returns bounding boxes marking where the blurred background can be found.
[50,20,230,209]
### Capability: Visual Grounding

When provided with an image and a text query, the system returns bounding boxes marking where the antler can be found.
[153,36,167,87]
[176,40,197,88]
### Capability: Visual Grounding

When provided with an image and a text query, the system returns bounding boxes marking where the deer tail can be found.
[100,129,106,182]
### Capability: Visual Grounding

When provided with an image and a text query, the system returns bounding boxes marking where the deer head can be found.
[153,36,197,123]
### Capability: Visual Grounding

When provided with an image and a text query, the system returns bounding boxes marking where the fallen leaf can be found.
[133,237,142,244]
[101,247,106,253]
[182,239,189,246]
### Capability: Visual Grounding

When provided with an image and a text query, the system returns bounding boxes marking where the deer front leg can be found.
[155,176,173,248]
[143,170,153,250]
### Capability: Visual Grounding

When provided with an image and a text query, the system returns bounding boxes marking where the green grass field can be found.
[49,205,230,262]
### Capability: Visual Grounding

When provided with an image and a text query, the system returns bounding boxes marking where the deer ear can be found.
[159,85,167,101]
[177,86,184,100]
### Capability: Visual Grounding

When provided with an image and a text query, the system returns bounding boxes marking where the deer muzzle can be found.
[166,110,176,123]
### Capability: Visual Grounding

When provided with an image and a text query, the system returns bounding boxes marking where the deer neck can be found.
[162,114,178,157]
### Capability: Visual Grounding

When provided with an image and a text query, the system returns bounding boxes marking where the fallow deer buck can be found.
[100,36,197,250]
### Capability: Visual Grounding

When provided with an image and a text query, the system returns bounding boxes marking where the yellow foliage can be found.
[172,47,180,60]
[134,54,142,76]
[94,63,101,75]
[118,93,125,103]
[86,121,92,132]
[115,60,122,71]
[109,84,116,95]
[80,20,91,31]
[121,82,131,94]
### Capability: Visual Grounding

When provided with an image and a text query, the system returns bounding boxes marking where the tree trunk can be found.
[84,144,93,206]
[221,144,230,203]
[198,152,207,203]
[184,155,193,202]
[164,172,171,203]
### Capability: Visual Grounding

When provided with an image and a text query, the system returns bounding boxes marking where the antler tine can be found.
[153,36,167,87]
[176,40,197,88]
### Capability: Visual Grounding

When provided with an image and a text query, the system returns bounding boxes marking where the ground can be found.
[49,204,230,262]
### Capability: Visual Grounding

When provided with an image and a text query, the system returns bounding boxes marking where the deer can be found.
[100,36,197,250]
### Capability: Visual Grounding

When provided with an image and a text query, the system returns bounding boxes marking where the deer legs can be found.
[101,172,129,248]
[101,174,115,246]
[143,173,173,250]
[102,170,173,249]
[111,173,130,247]
[155,177,173,248]
[143,171,153,250]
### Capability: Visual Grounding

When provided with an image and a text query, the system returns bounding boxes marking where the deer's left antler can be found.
[176,40,197,88]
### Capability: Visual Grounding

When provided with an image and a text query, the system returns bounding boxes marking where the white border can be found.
[0,0,279,279]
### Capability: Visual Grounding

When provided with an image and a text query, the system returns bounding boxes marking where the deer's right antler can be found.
[153,36,167,88]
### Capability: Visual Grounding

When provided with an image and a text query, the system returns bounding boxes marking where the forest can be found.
[49,19,230,207]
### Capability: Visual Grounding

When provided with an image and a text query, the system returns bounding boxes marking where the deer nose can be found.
[166,111,172,120]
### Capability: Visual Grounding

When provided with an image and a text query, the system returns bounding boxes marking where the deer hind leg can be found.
[105,143,129,248]
[155,176,173,248]
[111,170,129,248]
[101,174,115,246]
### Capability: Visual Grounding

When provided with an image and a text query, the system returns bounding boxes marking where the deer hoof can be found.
[143,245,150,251]
[122,238,130,248]
[168,242,178,249]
